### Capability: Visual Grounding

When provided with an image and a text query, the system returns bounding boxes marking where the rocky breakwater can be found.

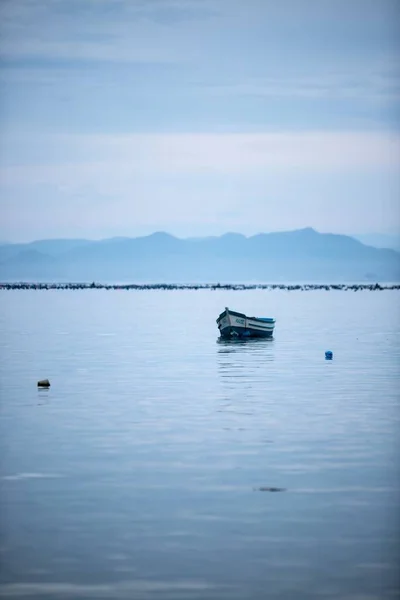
[0,282,399,291]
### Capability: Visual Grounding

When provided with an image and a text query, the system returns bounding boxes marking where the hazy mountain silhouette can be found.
[0,228,398,282]
[352,233,400,251]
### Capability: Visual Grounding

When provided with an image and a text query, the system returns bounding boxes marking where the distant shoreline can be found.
[1,283,399,291]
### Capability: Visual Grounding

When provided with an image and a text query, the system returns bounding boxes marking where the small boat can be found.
[216,307,275,338]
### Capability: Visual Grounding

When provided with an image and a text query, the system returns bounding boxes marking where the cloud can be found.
[0,579,230,599]
[1,132,399,183]
[201,67,400,103]
[1,0,398,136]
[1,130,399,240]
[0,1,399,240]
[0,0,216,64]
[1,0,398,72]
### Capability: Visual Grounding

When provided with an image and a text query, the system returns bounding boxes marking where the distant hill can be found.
[0,238,91,261]
[352,233,400,252]
[0,228,398,282]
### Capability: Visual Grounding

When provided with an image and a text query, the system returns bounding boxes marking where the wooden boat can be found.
[216,307,275,338]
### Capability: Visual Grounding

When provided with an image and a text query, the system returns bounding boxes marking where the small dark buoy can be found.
[256,487,286,492]
[325,351,333,360]
[37,379,50,388]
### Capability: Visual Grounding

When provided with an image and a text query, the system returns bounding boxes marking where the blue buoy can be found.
[325,350,333,360]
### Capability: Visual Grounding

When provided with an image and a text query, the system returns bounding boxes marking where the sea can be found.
[0,288,399,600]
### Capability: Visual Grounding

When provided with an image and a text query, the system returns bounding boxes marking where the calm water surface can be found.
[0,289,399,599]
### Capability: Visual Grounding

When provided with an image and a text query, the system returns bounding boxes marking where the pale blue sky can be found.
[0,0,399,241]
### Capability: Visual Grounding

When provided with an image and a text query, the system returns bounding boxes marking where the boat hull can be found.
[217,308,275,339]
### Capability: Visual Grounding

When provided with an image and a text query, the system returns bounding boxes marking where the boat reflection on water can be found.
[216,336,276,420]
[217,335,275,353]
[217,336,275,382]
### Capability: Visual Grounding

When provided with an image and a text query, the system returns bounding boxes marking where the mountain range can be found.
[0,228,399,282]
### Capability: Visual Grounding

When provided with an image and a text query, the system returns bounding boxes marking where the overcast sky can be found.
[0,0,399,241]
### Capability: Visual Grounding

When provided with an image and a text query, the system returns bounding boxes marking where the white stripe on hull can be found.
[246,318,274,331]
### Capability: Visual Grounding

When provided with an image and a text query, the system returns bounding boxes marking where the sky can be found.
[0,0,399,242]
